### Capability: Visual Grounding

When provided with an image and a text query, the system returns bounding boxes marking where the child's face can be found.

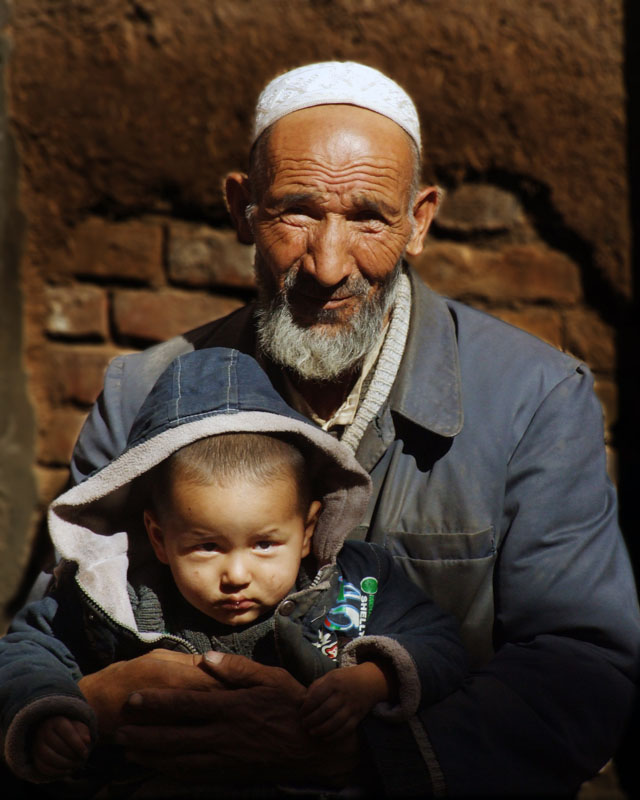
[144,473,320,626]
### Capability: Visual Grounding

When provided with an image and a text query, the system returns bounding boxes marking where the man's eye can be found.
[352,212,386,226]
[281,208,310,221]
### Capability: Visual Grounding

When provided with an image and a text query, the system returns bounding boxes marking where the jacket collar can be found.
[389,268,463,437]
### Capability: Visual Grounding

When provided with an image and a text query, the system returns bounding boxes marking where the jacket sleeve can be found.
[0,583,97,782]
[415,366,640,797]
[338,542,468,722]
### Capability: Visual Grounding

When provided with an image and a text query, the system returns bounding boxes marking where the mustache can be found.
[281,269,372,304]
[254,259,404,382]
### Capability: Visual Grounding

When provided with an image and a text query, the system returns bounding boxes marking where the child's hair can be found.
[148,432,313,519]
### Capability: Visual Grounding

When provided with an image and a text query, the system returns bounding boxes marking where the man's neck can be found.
[286,370,359,421]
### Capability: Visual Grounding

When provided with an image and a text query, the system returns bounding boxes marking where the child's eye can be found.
[197,542,220,552]
[254,541,276,552]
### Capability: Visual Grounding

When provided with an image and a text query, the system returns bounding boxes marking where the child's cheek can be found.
[267,572,289,597]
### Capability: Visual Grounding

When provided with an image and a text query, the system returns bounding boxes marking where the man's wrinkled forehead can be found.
[255,105,417,207]
[252,61,421,154]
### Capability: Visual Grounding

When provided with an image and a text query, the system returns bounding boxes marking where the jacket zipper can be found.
[77,581,198,654]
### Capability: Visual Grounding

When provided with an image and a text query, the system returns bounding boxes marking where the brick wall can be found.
[33,219,252,503]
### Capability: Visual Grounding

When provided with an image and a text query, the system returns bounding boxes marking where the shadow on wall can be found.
[612,1,640,794]
[0,0,38,634]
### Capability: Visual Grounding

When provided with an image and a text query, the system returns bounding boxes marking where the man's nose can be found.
[303,216,353,287]
[221,553,251,586]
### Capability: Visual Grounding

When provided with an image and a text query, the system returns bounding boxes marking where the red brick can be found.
[564,309,616,371]
[44,344,132,406]
[45,284,109,339]
[168,224,255,289]
[67,217,164,284]
[435,184,525,234]
[411,243,582,304]
[112,288,245,342]
[484,306,563,350]
[36,407,89,466]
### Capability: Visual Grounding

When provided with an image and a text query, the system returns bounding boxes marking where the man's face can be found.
[144,473,319,626]
[250,105,419,329]
[226,105,438,381]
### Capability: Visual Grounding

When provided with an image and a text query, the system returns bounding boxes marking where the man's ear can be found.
[224,172,255,245]
[405,186,441,257]
[144,509,170,565]
[302,500,322,558]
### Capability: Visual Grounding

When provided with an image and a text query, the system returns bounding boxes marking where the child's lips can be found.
[218,597,255,611]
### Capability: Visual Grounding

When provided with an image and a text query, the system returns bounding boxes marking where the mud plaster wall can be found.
[0,0,637,628]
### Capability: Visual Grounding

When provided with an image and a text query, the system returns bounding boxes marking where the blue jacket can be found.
[0,348,467,791]
[65,268,640,795]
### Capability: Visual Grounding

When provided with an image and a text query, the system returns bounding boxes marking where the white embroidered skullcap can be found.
[253,61,421,152]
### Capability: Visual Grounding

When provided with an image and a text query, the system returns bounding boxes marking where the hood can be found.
[48,348,372,636]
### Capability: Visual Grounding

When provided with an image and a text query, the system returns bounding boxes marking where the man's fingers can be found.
[146,648,206,667]
[124,749,255,781]
[117,723,219,754]
[202,651,307,702]
[201,650,295,691]
[122,687,225,724]
[79,652,223,736]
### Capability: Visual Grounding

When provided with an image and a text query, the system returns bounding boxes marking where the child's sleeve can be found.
[337,541,468,721]
[0,588,97,782]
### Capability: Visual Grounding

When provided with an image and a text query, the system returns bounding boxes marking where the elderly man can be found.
[41,63,640,795]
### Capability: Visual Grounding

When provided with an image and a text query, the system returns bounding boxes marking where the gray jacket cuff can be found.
[340,634,421,720]
[3,695,97,783]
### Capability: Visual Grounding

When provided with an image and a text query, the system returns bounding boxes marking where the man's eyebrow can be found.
[268,192,319,208]
[269,192,398,218]
[351,195,398,218]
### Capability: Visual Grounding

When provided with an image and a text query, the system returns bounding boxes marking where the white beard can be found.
[254,260,402,382]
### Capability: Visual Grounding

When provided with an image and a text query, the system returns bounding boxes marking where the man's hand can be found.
[302,663,389,740]
[32,716,91,779]
[77,649,220,735]
[114,651,359,785]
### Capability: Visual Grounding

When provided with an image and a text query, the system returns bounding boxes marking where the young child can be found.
[0,348,467,791]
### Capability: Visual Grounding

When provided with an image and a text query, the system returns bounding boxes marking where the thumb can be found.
[202,650,266,687]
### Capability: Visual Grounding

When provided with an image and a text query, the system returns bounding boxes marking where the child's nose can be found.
[221,553,251,586]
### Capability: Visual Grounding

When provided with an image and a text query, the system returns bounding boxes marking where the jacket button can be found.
[279,599,295,616]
